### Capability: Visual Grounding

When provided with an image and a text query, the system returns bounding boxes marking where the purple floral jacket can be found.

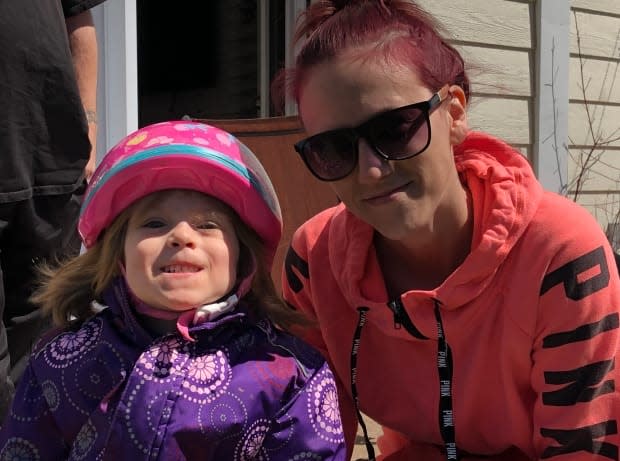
[0,279,346,460]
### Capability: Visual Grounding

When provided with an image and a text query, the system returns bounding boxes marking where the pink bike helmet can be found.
[78,121,282,266]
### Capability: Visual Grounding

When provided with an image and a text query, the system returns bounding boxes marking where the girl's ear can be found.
[448,85,468,145]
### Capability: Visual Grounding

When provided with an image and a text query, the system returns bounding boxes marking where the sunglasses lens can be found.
[368,106,429,159]
[301,131,357,180]
[296,101,434,181]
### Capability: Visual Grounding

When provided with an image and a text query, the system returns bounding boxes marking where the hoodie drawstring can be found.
[353,299,460,461]
[390,298,460,460]
[433,299,460,461]
[351,306,376,461]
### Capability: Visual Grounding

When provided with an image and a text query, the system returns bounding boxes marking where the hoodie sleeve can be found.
[0,363,68,459]
[531,212,620,460]
[282,229,361,458]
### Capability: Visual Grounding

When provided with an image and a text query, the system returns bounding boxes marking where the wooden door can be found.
[201,116,339,292]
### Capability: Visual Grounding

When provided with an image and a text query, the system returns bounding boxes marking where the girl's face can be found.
[298,52,468,244]
[123,190,240,312]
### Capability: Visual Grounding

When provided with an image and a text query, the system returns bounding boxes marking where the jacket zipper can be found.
[387,298,428,339]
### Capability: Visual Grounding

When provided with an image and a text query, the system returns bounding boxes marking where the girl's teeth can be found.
[164,265,199,273]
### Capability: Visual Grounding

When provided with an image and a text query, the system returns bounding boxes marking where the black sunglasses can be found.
[294,85,450,181]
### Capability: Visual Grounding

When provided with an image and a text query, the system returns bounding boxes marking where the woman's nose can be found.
[168,221,196,249]
[356,138,392,183]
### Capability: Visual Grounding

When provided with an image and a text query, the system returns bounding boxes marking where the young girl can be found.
[0,121,346,460]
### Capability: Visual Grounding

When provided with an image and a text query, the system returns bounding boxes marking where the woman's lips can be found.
[363,182,411,205]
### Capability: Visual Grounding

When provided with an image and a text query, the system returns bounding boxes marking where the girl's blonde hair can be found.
[31,192,305,330]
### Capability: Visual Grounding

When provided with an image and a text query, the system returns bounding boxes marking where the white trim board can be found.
[533,0,570,194]
[92,0,138,161]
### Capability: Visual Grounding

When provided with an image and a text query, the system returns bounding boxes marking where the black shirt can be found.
[0,0,105,202]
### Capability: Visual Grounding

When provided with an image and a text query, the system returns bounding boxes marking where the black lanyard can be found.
[351,301,460,461]
[351,307,377,461]
[389,298,460,460]
[434,300,460,460]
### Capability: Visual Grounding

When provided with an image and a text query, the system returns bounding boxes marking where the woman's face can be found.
[298,53,468,243]
[123,190,240,312]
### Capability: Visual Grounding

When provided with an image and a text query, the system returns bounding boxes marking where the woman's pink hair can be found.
[272,0,469,113]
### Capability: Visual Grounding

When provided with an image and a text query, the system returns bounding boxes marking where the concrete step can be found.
[352,416,381,460]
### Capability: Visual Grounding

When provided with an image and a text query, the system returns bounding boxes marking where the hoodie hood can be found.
[326,131,543,310]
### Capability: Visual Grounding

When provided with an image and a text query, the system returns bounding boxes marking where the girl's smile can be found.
[123,190,240,313]
[160,262,203,274]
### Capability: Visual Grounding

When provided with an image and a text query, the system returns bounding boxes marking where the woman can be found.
[274,1,620,460]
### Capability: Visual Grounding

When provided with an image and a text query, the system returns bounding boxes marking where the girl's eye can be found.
[197,221,219,230]
[143,219,165,229]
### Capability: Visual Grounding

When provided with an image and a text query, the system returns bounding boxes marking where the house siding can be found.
[568,0,620,236]
[420,0,534,155]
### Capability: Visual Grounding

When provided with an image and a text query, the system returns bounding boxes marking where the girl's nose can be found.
[357,138,392,183]
[168,221,196,249]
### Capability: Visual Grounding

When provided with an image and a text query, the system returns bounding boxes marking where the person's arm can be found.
[531,213,620,460]
[0,329,14,423]
[66,9,98,181]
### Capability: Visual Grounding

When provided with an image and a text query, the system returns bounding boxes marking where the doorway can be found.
[136,0,289,125]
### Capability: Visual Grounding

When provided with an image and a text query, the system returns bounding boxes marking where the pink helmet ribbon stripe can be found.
[81,143,267,214]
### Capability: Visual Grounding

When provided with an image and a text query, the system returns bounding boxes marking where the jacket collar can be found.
[101,277,249,345]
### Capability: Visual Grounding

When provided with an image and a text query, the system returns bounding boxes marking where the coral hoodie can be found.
[283,132,620,461]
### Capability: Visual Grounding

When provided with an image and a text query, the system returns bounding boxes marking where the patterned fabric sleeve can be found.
[266,362,347,460]
[0,363,68,460]
[532,212,620,460]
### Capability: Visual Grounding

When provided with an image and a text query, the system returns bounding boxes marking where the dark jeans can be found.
[0,184,85,420]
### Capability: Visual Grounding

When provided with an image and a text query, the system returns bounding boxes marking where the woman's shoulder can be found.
[291,203,345,247]
[529,191,608,243]
[520,190,614,267]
